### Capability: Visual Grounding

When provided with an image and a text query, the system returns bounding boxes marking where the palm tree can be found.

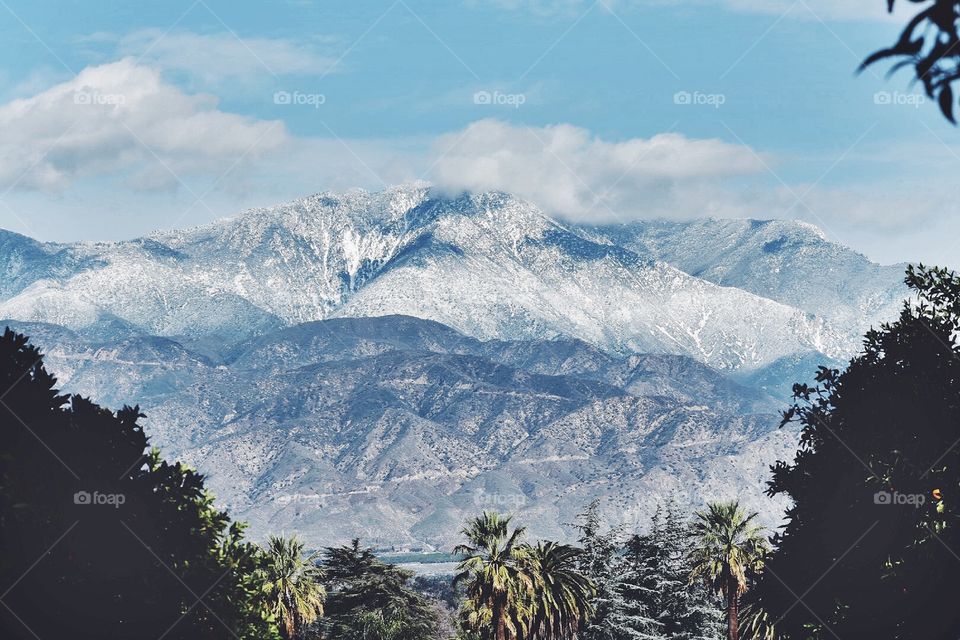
[688,501,770,640]
[261,534,326,639]
[524,541,595,639]
[453,512,534,640]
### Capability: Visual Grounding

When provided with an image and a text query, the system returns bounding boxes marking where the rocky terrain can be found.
[0,186,910,547]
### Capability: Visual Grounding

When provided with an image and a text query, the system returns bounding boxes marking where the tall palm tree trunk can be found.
[495,613,507,640]
[727,587,739,640]
[494,599,507,640]
[284,590,296,639]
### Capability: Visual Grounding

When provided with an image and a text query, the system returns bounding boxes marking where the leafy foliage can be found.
[688,501,768,640]
[525,540,596,639]
[454,511,597,640]
[260,535,324,639]
[0,328,278,640]
[862,1,960,122]
[751,264,960,638]
[454,512,535,640]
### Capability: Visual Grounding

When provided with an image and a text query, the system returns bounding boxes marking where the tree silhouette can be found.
[863,1,960,122]
[750,265,960,638]
[0,328,277,640]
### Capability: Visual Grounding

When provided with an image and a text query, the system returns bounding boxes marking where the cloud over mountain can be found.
[429,119,766,222]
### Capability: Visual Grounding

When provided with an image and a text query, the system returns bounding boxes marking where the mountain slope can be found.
[0,187,901,372]
[0,188,908,547]
[4,315,794,548]
[581,218,909,330]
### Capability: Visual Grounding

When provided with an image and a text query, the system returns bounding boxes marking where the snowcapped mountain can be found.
[0,186,911,546]
[581,217,908,330]
[0,186,905,371]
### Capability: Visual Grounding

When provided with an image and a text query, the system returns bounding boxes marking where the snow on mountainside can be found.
[0,187,912,547]
[0,186,904,371]
[581,218,909,330]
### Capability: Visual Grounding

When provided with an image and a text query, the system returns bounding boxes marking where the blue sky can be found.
[0,0,957,266]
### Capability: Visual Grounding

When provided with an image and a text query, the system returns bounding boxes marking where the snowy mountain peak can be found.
[0,187,907,371]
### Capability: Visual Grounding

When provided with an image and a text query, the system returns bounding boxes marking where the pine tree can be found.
[575,500,660,640]
[621,530,668,640]
[321,539,440,639]
[661,503,724,640]
[622,503,724,640]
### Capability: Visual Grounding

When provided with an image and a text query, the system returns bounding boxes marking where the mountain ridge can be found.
[0,185,913,546]
[0,186,906,375]
[1,313,794,548]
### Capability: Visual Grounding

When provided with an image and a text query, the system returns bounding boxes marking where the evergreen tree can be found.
[661,504,724,640]
[575,500,657,640]
[621,529,668,640]
[623,503,723,640]
[320,539,439,640]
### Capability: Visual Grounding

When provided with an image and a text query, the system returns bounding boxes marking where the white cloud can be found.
[115,30,339,83]
[428,119,766,222]
[0,59,288,192]
[1,54,949,266]
[777,184,960,266]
